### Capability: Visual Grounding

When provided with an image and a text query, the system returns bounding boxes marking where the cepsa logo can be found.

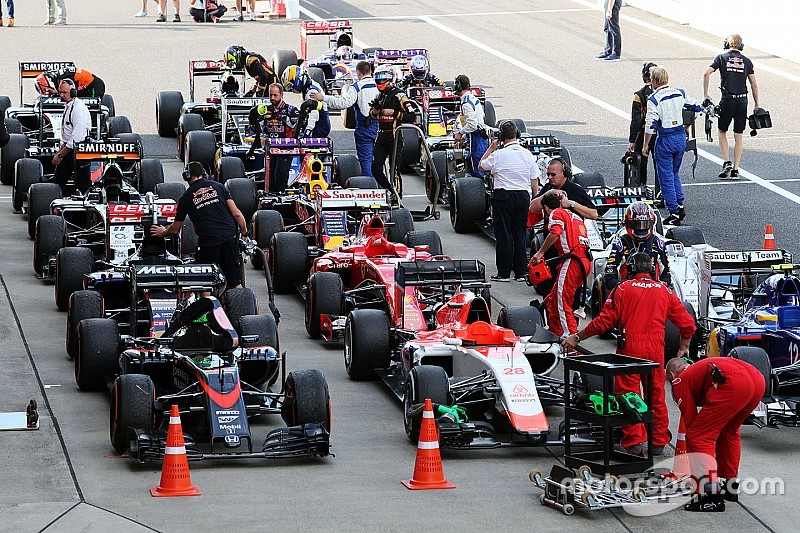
[305,20,350,29]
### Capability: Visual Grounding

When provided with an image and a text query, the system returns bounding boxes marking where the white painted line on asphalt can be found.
[419,16,800,206]
[338,8,594,21]
[683,178,800,187]
[571,0,800,84]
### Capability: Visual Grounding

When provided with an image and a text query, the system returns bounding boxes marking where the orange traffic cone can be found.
[402,398,455,490]
[150,405,201,497]
[764,224,776,250]
[667,417,689,479]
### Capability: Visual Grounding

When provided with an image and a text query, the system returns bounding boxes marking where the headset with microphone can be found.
[182,162,209,182]
[626,252,656,279]
[723,37,744,51]
[548,156,573,179]
[62,78,78,98]
[454,75,465,94]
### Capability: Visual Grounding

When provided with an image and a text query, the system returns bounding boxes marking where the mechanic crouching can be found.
[151,161,249,289]
[226,44,278,97]
[563,254,696,457]
[531,192,591,338]
[643,67,702,226]
[666,356,765,512]
[604,201,671,293]
[478,121,540,282]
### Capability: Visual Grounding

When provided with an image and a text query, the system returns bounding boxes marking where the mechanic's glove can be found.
[300,99,323,114]
[256,104,272,119]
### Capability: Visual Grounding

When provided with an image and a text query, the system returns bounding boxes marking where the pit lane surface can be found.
[1,1,797,531]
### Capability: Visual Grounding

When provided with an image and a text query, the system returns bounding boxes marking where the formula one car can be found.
[2,61,125,188]
[302,214,443,340]
[343,260,567,447]
[76,293,331,461]
[448,133,572,235]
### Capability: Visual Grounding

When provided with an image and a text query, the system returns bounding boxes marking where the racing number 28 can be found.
[503,367,525,375]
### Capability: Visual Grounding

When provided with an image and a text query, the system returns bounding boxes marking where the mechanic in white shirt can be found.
[479,121,540,282]
[453,74,489,177]
[51,79,91,192]
[312,60,378,177]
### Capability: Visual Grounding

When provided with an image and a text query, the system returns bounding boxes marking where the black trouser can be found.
[372,132,402,192]
[77,77,105,99]
[633,136,657,186]
[49,150,91,193]
[603,0,622,55]
[492,189,530,278]
[190,5,227,22]
[196,238,242,288]
[269,155,292,193]
[718,97,748,134]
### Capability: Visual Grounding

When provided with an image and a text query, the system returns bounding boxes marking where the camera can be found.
[620,151,637,165]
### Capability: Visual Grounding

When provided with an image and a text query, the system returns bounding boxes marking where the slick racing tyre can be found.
[177,113,205,161]
[110,374,155,453]
[217,156,246,184]
[101,94,116,118]
[344,309,391,381]
[55,247,94,311]
[226,177,258,225]
[386,208,414,243]
[497,306,544,337]
[403,230,443,256]
[305,272,344,339]
[572,171,605,189]
[269,232,308,293]
[399,128,421,171]
[156,91,184,138]
[404,365,450,442]
[282,369,332,430]
[222,287,258,335]
[1,134,28,186]
[12,157,42,213]
[665,225,706,246]
[426,150,447,204]
[34,215,65,276]
[76,318,120,391]
[334,154,361,187]
[106,116,132,137]
[154,182,186,203]
[66,290,103,359]
[272,50,299,86]
[344,176,379,189]
[27,182,61,239]
[251,210,283,270]
[137,159,165,194]
[450,176,486,233]
[184,130,216,168]
[239,314,280,388]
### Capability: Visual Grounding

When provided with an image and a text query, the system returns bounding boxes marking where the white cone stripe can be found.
[423,410,434,419]
[417,440,439,450]
[170,416,181,424]
[165,445,186,455]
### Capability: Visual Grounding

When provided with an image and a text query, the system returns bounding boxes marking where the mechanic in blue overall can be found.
[643,67,701,226]
[281,65,330,138]
[312,61,378,176]
[401,55,443,89]
[604,201,671,293]
[453,74,488,177]
[151,161,249,289]
[702,34,761,181]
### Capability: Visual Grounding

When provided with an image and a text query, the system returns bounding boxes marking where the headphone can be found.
[453,75,464,93]
[497,120,520,143]
[549,156,572,179]
[626,253,656,279]
[182,164,209,182]
[723,38,744,51]
[62,78,77,98]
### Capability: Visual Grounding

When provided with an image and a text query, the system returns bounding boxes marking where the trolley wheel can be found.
[578,465,593,482]
[529,469,543,484]
[605,474,619,490]
[539,494,546,505]
[633,486,648,503]
[580,490,597,508]
[562,503,575,516]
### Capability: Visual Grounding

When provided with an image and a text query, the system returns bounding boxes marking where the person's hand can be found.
[150,225,166,238]
[530,253,543,265]
[552,189,567,199]
[562,333,580,350]
[641,145,649,157]
[606,10,612,19]
[702,97,713,108]
[676,346,689,360]
[488,140,499,151]
[310,90,324,102]
[628,142,635,153]
[453,131,462,142]
[52,153,62,166]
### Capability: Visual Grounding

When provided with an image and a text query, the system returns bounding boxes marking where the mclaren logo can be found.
[135,265,215,275]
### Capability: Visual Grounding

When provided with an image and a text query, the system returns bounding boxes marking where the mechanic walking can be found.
[370,65,416,193]
[478,121,540,282]
[563,253,696,456]
[531,192,592,337]
[49,80,91,194]
[603,201,671,293]
[313,61,378,176]
[151,161,249,289]
[453,74,489,177]
[596,0,621,61]
[628,62,658,186]
[666,356,765,512]
[703,34,761,180]
[643,67,701,226]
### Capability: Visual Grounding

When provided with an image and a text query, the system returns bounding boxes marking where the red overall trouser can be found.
[544,256,589,337]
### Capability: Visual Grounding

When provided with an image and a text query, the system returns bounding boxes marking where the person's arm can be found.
[226,199,249,237]
[285,105,300,130]
[656,240,672,287]
[629,93,644,149]
[562,286,623,348]
[321,83,357,110]
[669,369,698,429]
[606,0,615,19]
[749,73,760,108]
[642,97,657,158]
[477,141,499,172]
[399,94,416,124]
[602,239,624,293]
[702,66,715,101]
[562,195,597,220]
[666,290,697,359]
[530,157,541,196]
[458,98,479,135]
[151,220,185,238]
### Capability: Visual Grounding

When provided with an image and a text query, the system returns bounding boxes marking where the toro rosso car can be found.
[76,293,331,461]
[343,259,568,448]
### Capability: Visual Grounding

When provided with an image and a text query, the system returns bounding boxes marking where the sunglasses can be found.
[546,172,559,177]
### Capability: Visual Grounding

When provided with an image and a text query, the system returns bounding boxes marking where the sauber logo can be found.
[135,265,214,275]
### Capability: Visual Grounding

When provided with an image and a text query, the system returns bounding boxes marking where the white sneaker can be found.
[249,11,257,20]
[574,307,587,320]
[134,11,147,17]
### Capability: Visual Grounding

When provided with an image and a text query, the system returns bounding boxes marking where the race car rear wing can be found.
[188,59,243,101]
[301,19,353,59]
[421,87,485,107]
[18,61,76,103]
[131,263,223,291]
[74,140,144,162]
[395,259,486,287]
[315,188,389,210]
[518,134,562,155]
[371,49,429,75]
[585,185,649,208]
[267,137,332,156]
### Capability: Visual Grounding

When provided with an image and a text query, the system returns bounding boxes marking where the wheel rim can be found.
[343,320,352,370]
[449,185,457,224]
[402,374,414,436]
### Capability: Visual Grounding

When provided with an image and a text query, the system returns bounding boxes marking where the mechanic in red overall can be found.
[666,356,765,512]
[531,192,591,337]
[563,253,696,456]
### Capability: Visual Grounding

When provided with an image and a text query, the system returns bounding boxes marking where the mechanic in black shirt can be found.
[150,161,249,289]
[226,44,278,97]
[529,158,598,221]
[628,62,658,186]
[703,34,761,180]
[370,64,417,193]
